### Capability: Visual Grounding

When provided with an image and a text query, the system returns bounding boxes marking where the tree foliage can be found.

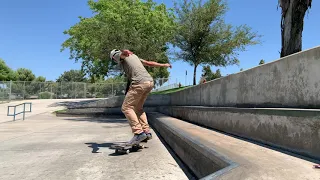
[279,0,312,57]
[200,65,222,83]
[35,76,46,82]
[61,0,176,80]
[173,0,260,85]
[16,68,35,82]
[0,58,17,81]
[56,70,86,82]
[259,59,265,65]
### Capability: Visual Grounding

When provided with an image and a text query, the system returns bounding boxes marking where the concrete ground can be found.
[0,100,188,180]
[0,99,100,123]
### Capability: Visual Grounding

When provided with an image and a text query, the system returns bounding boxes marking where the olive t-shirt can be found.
[121,54,153,84]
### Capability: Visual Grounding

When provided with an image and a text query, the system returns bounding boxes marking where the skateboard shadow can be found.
[85,142,148,156]
[85,142,126,153]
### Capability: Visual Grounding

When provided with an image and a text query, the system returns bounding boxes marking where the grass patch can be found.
[151,86,191,95]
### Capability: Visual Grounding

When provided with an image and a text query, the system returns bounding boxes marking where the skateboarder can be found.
[110,49,172,145]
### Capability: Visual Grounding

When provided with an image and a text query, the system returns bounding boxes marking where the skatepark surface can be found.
[0,99,188,180]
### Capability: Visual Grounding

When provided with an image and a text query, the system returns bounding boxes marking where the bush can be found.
[39,91,56,99]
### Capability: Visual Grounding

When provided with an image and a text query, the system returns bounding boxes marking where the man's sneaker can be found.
[146,132,152,140]
[142,132,152,142]
[126,132,147,145]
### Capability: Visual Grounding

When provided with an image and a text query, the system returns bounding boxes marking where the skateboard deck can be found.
[111,143,147,154]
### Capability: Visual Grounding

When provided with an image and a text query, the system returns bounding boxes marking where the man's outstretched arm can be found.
[140,59,172,68]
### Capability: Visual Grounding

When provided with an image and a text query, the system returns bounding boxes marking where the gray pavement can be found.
[0,103,188,180]
[0,99,100,123]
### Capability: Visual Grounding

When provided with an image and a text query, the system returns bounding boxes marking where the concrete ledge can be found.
[148,112,320,180]
[158,106,320,160]
[148,113,238,179]
[55,107,157,117]
[71,94,171,109]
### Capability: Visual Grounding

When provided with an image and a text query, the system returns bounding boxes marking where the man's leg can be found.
[121,84,147,144]
[135,82,154,139]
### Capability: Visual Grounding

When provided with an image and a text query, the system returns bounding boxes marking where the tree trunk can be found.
[280,0,312,58]
[193,64,198,85]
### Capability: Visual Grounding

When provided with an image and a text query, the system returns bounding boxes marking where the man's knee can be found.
[122,103,136,113]
[135,107,143,114]
[121,104,129,113]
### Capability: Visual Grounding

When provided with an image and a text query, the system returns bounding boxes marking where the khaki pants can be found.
[121,81,154,134]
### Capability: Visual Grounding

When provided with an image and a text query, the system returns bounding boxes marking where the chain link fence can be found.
[0,78,175,102]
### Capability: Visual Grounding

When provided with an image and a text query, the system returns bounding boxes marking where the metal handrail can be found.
[7,103,32,121]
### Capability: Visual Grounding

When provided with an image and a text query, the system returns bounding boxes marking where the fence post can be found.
[95,83,97,98]
[84,83,87,98]
[9,81,12,101]
[50,83,53,99]
[23,81,26,100]
[112,83,114,97]
[74,82,76,99]
[60,82,63,99]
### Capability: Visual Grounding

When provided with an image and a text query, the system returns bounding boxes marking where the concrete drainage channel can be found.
[148,113,238,180]
[55,108,238,180]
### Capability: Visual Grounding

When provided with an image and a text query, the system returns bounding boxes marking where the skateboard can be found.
[111,143,147,154]
[313,164,320,169]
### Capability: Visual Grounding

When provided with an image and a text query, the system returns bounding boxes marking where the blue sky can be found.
[0,0,319,85]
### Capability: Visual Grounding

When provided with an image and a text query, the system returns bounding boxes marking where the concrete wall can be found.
[171,46,320,108]
[158,106,320,160]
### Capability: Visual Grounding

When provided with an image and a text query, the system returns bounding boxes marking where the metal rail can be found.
[7,103,32,121]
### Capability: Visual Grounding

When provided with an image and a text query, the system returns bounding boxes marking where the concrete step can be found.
[148,112,320,180]
[158,106,320,160]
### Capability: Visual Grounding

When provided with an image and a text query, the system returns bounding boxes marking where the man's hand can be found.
[164,63,172,68]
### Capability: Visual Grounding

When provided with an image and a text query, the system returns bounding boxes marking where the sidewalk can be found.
[0,99,99,123]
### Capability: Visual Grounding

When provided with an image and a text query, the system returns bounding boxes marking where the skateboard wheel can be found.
[126,150,130,154]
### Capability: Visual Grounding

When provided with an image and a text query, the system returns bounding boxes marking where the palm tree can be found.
[279,0,312,57]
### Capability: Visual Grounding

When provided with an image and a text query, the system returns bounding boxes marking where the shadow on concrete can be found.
[85,142,125,153]
[48,100,99,108]
[85,142,145,156]
[61,117,127,124]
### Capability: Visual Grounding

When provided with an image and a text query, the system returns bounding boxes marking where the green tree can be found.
[259,59,265,65]
[173,0,260,85]
[61,0,176,80]
[200,65,222,82]
[0,58,17,81]
[35,76,46,82]
[16,68,35,81]
[213,69,222,79]
[279,0,312,57]
[56,70,86,82]
[201,65,213,78]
